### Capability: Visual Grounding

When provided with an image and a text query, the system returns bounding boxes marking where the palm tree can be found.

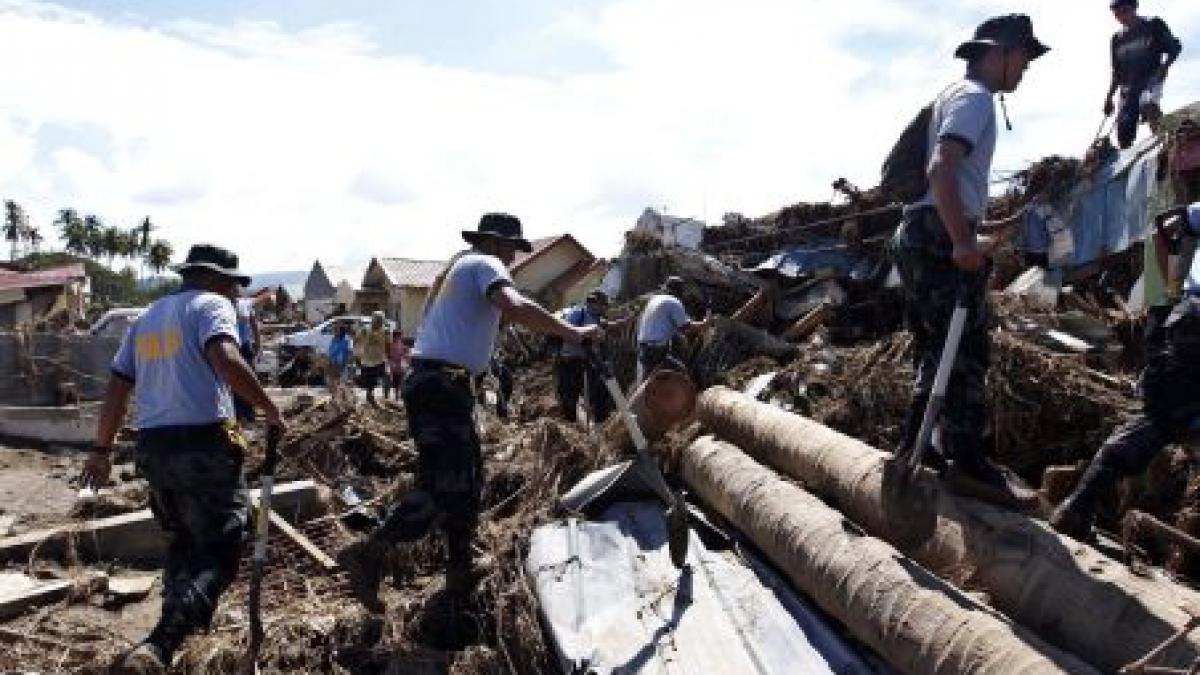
[27,225,42,254]
[3,200,28,261]
[147,239,173,277]
[54,209,87,256]
[102,226,121,268]
[134,217,153,280]
[82,215,104,259]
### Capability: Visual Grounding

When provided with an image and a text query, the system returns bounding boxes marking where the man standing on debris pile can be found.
[891,15,1048,490]
[1052,204,1200,540]
[356,311,388,405]
[338,213,600,612]
[556,290,613,424]
[636,276,709,386]
[81,244,285,674]
[1104,0,1183,149]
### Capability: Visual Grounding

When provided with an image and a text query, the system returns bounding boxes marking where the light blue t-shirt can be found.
[112,290,240,429]
[1187,203,1200,294]
[412,253,512,374]
[560,304,601,358]
[912,78,997,221]
[637,294,689,345]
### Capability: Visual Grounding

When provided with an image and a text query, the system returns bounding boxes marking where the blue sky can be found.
[0,0,1197,273]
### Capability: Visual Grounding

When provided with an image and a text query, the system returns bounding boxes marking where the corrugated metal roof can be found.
[0,264,86,293]
[527,501,877,674]
[378,258,446,288]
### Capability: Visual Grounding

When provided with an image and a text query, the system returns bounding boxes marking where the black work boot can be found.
[1050,460,1117,542]
[337,537,390,613]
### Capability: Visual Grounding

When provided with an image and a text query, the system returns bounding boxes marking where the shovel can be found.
[244,424,283,674]
[562,344,691,569]
[900,272,975,482]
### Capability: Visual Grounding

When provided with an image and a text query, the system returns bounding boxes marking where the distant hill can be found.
[246,270,308,299]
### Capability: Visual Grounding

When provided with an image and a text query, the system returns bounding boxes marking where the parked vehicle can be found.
[280,315,397,356]
[88,307,146,338]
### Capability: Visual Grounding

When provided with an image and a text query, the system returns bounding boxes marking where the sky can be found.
[0,0,1198,273]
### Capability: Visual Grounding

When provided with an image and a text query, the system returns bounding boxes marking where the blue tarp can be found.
[1021,140,1161,268]
[749,239,876,282]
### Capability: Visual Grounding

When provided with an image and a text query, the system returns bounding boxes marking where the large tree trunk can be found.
[683,436,1097,675]
[695,387,1200,673]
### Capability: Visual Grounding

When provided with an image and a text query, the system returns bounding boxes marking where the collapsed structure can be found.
[1,104,1200,674]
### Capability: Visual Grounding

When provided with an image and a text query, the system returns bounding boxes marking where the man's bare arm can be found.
[206,336,282,424]
[82,375,134,488]
[94,376,134,450]
[929,138,985,271]
[490,285,596,343]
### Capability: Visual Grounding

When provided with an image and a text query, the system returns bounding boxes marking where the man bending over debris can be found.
[1104,0,1183,148]
[556,290,613,424]
[338,213,600,612]
[1052,203,1200,540]
[891,15,1048,492]
[82,244,285,674]
[636,276,709,386]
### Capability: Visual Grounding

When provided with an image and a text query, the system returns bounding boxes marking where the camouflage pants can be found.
[136,423,250,630]
[891,210,991,460]
[376,364,481,569]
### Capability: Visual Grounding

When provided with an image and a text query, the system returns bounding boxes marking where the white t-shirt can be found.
[912,78,997,221]
[637,294,690,345]
[412,253,512,374]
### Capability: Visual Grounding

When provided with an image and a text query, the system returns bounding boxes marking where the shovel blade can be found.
[560,461,640,515]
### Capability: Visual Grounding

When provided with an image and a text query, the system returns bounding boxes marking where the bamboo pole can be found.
[696,387,1200,673]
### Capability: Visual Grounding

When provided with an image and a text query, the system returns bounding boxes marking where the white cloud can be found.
[0,0,1196,272]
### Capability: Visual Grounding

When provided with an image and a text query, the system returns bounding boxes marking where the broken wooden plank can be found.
[781,303,833,342]
[268,510,337,571]
[0,480,322,564]
[0,572,105,621]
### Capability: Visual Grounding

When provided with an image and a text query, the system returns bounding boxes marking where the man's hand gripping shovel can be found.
[896,271,977,484]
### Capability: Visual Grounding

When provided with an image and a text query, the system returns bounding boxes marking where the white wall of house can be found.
[514,244,583,295]
[398,287,430,338]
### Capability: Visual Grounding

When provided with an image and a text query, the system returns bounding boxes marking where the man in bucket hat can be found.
[338,213,600,616]
[891,15,1047,498]
[635,276,709,386]
[84,244,285,673]
[1103,0,1183,148]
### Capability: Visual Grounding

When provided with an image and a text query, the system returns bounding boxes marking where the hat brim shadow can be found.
[461,231,533,253]
[171,262,252,287]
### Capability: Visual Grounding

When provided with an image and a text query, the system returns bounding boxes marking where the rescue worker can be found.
[556,290,612,424]
[337,213,599,612]
[1104,0,1183,148]
[1052,203,1200,540]
[891,15,1048,490]
[83,244,285,674]
[635,277,708,386]
[356,311,388,405]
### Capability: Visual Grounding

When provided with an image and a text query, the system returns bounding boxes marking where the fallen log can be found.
[696,387,1200,673]
[683,436,1096,675]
